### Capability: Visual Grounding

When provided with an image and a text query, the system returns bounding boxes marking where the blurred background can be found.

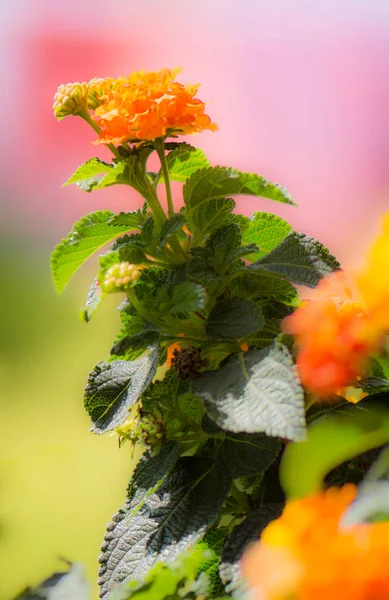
[2,0,389,597]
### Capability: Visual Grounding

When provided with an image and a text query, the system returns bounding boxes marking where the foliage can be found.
[40,69,389,600]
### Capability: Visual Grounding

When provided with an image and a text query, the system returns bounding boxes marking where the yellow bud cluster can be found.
[87,77,115,110]
[52,81,89,120]
[103,262,141,293]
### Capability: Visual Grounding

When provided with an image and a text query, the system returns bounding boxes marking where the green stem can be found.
[79,111,120,159]
[154,138,174,217]
[143,185,168,232]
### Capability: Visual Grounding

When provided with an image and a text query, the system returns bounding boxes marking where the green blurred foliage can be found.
[0,238,137,600]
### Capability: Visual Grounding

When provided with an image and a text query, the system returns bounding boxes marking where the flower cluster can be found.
[103,261,142,293]
[53,68,217,143]
[242,485,389,600]
[282,215,389,398]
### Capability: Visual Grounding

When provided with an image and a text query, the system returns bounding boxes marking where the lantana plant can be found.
[15,68,389,600]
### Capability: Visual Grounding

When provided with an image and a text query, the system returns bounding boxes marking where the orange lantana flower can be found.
[92,68,218,144]
[242,485,389,600]
[282,271,379,397]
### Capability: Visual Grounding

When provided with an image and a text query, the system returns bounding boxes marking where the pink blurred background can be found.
[2,1,389,597]
[3,0,389,264]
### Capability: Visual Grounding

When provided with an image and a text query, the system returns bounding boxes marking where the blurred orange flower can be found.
[91,67,218,144]
[242,485,389,600]
[282,213,389,398]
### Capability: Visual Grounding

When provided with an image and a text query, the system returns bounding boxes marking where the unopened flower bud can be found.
[103,262,141,293]
[87,77,115,110]
[53,81,89,120]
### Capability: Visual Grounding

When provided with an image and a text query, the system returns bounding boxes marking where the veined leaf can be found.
[108,210,146,229]
[206,297,264,340]
[159,213,186,248]
[254,232,340,288]
[63,157,113,188]
[188,197,236,238]
[219,504,283,596]
[192,343,306,441]
[234,272,298,304]
[84,345,159,434]
[51,211,130,294]
[281,407,389,498]
[218,432,281,479]
[13,564,90,600]
[241,212,292,262]
[82,278,104,323]
[162,282,206,316]
[98,457,231,597]
[161,147,210,183]
[111,313,159,359]
[184,167,295,209]
[195,529,227,598]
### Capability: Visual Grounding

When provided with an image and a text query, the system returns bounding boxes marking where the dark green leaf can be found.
[254,232,340,287]
[159,213,186,247]
[218,432,281,479]
[187,197,236,238]
[192,343,306,441]
[13,564,90,600]
[241,212,292,262]
[206,298,264,340]
[234,271,298,305]
[84,345,159,434]
[161,147,210,183]
[98,457,231,597]
[281,407,389,498]
[111,314,160,359]
[82,278,104,323]
[184,167,295,209]
[219,504,283,596]
[51,211,131,294]
[166,282,206,315]
[63,157,113,187]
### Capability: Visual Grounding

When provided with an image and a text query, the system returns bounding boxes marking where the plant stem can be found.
[154,138,174,217]
[80,111,120,159]
[143,185,168,232]
[126,288,162,328]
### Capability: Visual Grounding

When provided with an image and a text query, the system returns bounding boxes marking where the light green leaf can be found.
[63,158,113,187]
[84,345,159,434]
[108,210,146,229]
[161,147,210,183]
[51,211,131,294]
[188,197,236,238]
[184,167,295,209]
[254,232,340,287]
[193,342,306,440]
[206,297,264,340]
[241,212,292,261]
[98,457,231,597]
[280,407,389,498]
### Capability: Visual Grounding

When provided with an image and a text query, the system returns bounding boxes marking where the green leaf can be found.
[241,212,293,262]
[184,167,295,209]
[161,147,210,183]
[187,198,236,238]
[234,272,298,304]
[98,457,231,598]
[162,282,206,316]
[254,232,340,287]
[84,345,159,434]
[51,211,131,294]
[82,278,104,323]
[108,210,146,229]
[218,432,281,479]
[206,297,264,340]
[107,547,211,600]
[159,213,186,248]
[192,342,306,441]
[219,504,283,596]
[63,157,113,187]
[111,314,160,359]
[280,407,389,498]
[13,564,90,600]
[195,529,227,597]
